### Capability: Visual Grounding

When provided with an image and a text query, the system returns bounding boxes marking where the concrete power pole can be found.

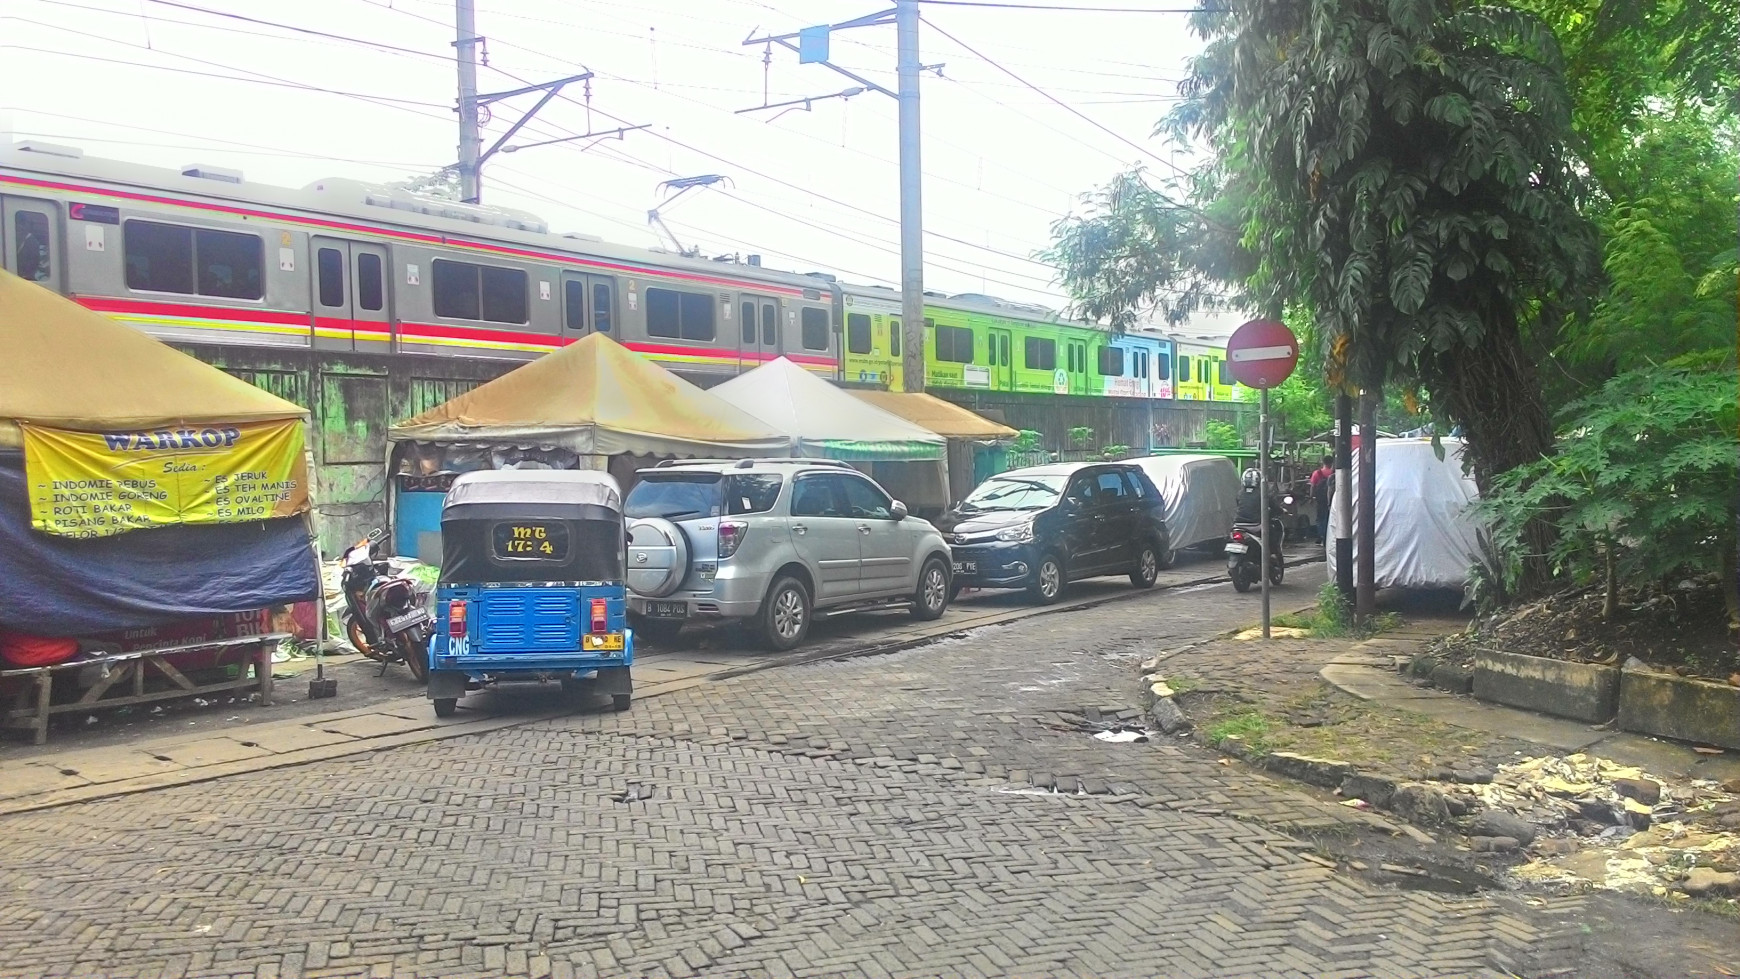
[455,0,483,204]
[895,0,926,393]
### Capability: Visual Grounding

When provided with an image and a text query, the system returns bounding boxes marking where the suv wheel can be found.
[910,557,950,621]
[758,575,811,651]
[1130,541,1161,589]
[1027,553,1065,605]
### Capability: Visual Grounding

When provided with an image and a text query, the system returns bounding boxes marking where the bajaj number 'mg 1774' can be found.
[426,470,633,718]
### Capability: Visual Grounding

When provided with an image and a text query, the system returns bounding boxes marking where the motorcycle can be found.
[339,529,431,681]
[1225,518,1285,593]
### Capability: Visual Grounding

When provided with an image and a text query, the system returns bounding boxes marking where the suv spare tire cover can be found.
[627,517,689,597]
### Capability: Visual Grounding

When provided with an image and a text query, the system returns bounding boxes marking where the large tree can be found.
[1050,0,1606,593]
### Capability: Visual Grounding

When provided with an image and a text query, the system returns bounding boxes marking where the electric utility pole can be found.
[894,0,925,393]
[743,2,941,392]
[452,1,642,205]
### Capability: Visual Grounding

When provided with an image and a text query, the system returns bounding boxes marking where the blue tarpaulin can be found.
[0,451,319,636]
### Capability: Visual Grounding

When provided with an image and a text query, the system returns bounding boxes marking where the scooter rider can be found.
[1235,469,1285,551]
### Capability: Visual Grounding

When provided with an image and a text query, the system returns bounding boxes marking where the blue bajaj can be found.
[426,470,633,718]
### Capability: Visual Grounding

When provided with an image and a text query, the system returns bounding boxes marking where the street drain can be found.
[58,768,78,777]
[151,755,173,762]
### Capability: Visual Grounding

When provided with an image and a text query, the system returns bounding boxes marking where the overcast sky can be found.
[1,0,1245,335]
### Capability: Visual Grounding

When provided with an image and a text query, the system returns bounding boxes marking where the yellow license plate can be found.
[583,633,625,651]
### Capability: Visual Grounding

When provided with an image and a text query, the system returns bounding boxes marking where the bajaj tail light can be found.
[447,600,468,637]
[590,598,609,634]
[717,519,749,559]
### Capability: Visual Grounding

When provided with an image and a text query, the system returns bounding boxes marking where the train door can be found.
[311,237,389,352]
[1066,338,1090,395]
[988,328,1014,390]
[2,197,61,291]
[561,271,616,342]
[886,317,906,391]
[737,294,781,370]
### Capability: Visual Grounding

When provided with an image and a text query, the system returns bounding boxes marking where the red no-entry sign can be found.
[1225,319,1299,389]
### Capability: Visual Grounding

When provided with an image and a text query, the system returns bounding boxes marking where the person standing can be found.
[1309,455,1334,545]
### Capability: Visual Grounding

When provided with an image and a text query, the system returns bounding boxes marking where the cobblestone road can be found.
[1,566,1593,978]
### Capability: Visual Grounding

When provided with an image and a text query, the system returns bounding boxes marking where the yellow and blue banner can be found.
[21,420,308,538]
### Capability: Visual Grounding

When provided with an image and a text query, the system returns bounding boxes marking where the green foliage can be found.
[1266,370,1333,442]
[1100,444,1131,460]
[1205,710,1273,755]
[1203,420,1243,450]
[1068,426,1095,449]
[1011,429,1043,452]
[1480,358,1740,599]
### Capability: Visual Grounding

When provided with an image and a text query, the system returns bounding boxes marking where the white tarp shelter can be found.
[711,358,949,512]
[1130,454,1241,552]
[1327,437,1489,589]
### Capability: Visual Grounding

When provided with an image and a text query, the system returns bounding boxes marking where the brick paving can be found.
[0,564,1596,978]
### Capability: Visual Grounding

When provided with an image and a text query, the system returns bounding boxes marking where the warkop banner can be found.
[21,420,308,538]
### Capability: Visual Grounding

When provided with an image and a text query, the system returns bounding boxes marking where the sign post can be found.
[1225,319,1300,640]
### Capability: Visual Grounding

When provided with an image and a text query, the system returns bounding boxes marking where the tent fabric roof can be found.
[0,269,306,446]
[388,333,789,457]
[710,358,946,461]
[846,390,1018,440]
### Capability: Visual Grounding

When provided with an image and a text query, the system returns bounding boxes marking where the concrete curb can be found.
[0,557,1325,816]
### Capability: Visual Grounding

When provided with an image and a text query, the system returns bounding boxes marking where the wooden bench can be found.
[2,633,286,745]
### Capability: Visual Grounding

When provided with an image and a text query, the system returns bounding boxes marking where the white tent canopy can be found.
[1328,437,1489,589]
[709,358,946,461]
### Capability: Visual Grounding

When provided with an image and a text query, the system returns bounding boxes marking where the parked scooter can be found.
[1225,519,1285,593]
[339,530,431,681]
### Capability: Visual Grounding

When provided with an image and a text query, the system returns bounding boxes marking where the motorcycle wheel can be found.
[395,631,429,682]
[1230,565,1253,593]
[1269,559,1285,586]
[346,615,381,660]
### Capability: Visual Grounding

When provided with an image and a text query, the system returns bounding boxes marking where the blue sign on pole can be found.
[798,26,830,63]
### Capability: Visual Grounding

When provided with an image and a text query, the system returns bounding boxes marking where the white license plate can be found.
[644,601,687,618]
[952,561,977,575]
[1224,543,1248,554]
[387,609,430,632]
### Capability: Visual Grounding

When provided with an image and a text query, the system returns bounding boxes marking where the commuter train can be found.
[0,139,1244,547]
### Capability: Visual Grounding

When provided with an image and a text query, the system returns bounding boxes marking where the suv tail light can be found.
[717,519,749,559]
[448,600,467,637]
[589,598,609,633]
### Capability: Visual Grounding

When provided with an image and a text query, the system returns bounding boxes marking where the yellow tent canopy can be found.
[846,390,1018,440]
[389,332,788,457]
[0,269,306,447]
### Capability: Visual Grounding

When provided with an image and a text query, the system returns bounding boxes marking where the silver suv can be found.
[623,460,954,650]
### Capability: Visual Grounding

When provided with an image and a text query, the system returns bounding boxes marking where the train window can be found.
[194,228,264,300]
[124,221,262,300]
[740,302,756,343]
[645,287,715,341]
[998,334,1010,367]
[14,211,51,283]
[1156,352,1171,381]
[592,282,612,332]
[761,303,777,346]
[480,265,527,324]
[890,319,901,357]
[1200,359,1210,383]
[565,279,587,331]
[317,248,345,308]
[432,260,480,320]
[801,307,829,350]
[1177,355,1191,382]
[433,260,527,323]
[1217,359,1232,385]
[1136,351,1148,378]
[1024,337,1056,371]
[1096,347,1125,377]
[357,253,383,311]
[846,313,872,354]
[934,325,974,364]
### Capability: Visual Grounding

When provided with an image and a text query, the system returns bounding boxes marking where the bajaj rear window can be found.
[491,520,571,561]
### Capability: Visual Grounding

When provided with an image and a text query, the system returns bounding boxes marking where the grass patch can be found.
[1166,676,1201,694]
[1206,709,1275,755]
[1270,583,1403,638]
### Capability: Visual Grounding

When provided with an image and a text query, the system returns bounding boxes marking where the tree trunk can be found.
[1356,390,1378,623]
[1421,322,1558,598]
[1602,541,1617,621]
